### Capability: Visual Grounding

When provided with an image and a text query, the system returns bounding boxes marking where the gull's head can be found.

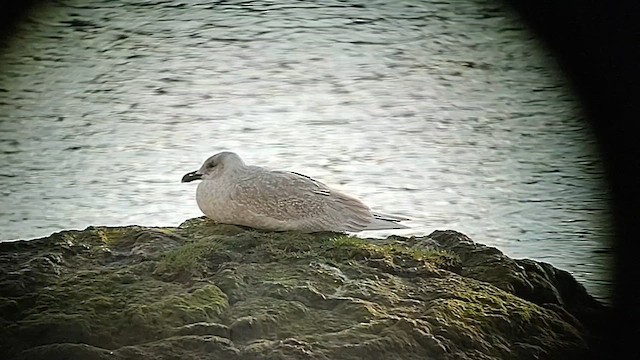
[181,151,245,182]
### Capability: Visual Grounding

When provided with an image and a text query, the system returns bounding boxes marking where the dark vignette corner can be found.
[502,0,639,358]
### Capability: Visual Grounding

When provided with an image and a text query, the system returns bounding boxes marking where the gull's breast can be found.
[196,179,235,223]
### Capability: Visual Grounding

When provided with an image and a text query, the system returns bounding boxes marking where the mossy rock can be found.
[0,218,606,359]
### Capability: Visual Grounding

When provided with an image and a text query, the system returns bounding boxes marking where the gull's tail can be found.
[364,212,410,230]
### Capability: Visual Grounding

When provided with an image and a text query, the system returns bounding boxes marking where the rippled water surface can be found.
[0,0,613,300]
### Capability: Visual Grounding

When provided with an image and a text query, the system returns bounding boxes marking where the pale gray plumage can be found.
[181,151,409,233]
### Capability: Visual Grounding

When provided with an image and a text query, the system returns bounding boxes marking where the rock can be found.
[15,343,115,360]
[173,322,230,338]
[423,230,608,348]
[0,218,608,359]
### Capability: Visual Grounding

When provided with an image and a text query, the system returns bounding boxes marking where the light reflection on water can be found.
[0,0,612,301]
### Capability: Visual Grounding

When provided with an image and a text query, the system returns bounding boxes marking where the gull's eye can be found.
[207,161,216,169]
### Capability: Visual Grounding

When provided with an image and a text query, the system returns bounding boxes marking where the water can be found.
[0,0,613,301]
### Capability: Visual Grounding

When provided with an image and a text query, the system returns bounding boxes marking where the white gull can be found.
[181,151,409,233]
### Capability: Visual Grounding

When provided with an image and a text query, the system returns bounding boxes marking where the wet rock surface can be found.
[0,218,607,359]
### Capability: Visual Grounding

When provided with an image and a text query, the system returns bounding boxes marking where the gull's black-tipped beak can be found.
[181,170,202,183]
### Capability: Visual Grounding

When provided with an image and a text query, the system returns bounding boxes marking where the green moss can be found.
[52,227,134,249]
[15,268,228,349]
[180,231,463,274]
[131,284,228,326]
[154,239,223,279]
[151,227,179,237]
[327,236,460,270]
[431,283,544,337]
[330,236,379,256]
[95,228,132,246]
[393,246,459,268]
[178,217,249,237]
[171,222,458,272]
[207,231,333,261]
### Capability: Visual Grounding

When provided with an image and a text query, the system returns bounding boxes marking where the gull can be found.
[181,151,409,233]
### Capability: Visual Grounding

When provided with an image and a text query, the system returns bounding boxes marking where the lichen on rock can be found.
[0,217,608,359]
